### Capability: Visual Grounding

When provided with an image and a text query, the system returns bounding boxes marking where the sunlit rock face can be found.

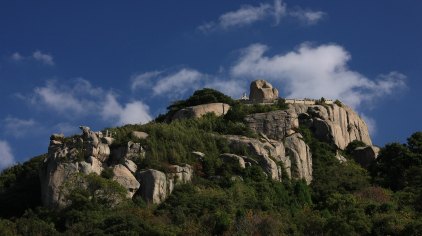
[249,79,279,103]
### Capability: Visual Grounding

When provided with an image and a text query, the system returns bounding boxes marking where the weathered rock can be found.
[131,131,149,140]
[112,164,140,198]
[122,159,138,174]
[40,158,80,208]
[172,103,230,120]
[224,135,288,181]
[246,103,372,150]
[245,110,299,140]
[249,80,279,103]
[78,157,104,175]
[220,153,246,169]
[102,137,114,145]
[302,104,372,149]
[284,133,313,184]
[137,169,169,204]
[351,146,380,168]
[167,164,193,184]
[111,141,145,162]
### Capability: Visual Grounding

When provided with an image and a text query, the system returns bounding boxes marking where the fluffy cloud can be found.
[230,43,406,108]
[289,9,325,25]
[32,50,54,65]
[102,94,152,125]
[27,79,152,126]
[0,140,15,170]
[131,68,206,98]
[198,0,323,32]
[4,117,37,138]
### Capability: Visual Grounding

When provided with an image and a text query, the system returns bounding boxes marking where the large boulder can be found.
[112,164,140,198]
[249,80,279,103]
[40,159,80,208]
[172,103,230,120]
[40,134,87,208]
[284,133,313,184]
[137,169,169,204]
[224,135,288,181]
[136,165,193,204]
[351,146,380,168]
[166,164,193,184]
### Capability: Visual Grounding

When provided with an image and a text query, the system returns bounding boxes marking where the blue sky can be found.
[0,0,421,169]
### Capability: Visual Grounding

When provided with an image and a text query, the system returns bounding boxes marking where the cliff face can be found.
[245,103,372,150]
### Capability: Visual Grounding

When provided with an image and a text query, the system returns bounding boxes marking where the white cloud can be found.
[102,94,152,125]
[131,71,162,91]
[230,43,406,108]
[198,1,277,32]
[11,52,23,61]
[130,43,406,113]
[0,140,15,170]
[153,69,203,96]
[219,4,272,29]
[4,117,37,138]
[26,78,152,126]
[132,68,205,98]
[204,79,247,98]
[290,9,325,25]
[32,50,54,65]
[198,0,323,32]
[31,79,96,114]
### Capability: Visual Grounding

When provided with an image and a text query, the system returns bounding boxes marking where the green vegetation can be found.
[0,87,421,235]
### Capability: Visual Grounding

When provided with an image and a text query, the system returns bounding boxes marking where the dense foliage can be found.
[1,87,421,235]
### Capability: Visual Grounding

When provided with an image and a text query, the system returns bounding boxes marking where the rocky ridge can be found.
[40,127,193,207]
[39,79,378,208]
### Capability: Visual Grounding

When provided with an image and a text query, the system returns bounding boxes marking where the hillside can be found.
[0,80,421,235]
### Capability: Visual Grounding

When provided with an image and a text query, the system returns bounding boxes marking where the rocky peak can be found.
[249,79,279,103]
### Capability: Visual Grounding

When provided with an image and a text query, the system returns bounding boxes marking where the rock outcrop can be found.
[112,164,140,198]
[304,105,372,149]
[137,169,168,204]
[245,103,372,150]
[136,164,193,204]
[224,135,289,181]
[351,146,380,168]
[172,103,230,120]
[40,127,146,208]
[249,80,279,103]
[284,133,312,183]
[245,110,299,140]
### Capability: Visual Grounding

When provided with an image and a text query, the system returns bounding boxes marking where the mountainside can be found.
[0,80,421,235]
